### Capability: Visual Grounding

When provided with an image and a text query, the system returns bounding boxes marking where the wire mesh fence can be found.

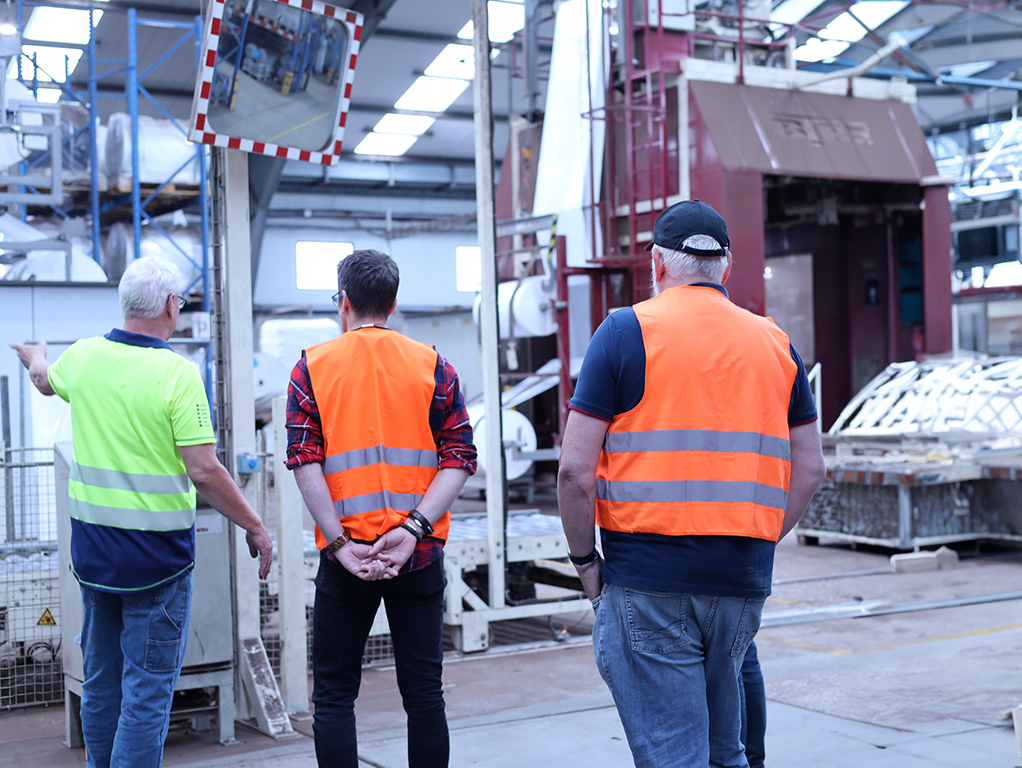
[0,447,63,710]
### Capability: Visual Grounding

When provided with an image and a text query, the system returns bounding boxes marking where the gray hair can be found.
[655,235,729,284]
[118,256,184,319]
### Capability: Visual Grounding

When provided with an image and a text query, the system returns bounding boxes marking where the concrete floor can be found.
[1,534,1019,768]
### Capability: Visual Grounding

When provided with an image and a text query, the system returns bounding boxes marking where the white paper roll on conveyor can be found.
[465,403,538,481]
[472,275,558,340]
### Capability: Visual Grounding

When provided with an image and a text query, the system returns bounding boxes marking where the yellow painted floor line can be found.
[270,110,333,143]
[758,622,1022,656]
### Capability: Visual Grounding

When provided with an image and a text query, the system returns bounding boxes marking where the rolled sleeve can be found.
[434,356,477,474]
[284,355,325,470]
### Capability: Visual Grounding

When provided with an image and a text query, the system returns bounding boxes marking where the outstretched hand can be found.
[10,340,47,369]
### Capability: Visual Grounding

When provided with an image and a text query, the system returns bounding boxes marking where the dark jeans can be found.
[739,641,766,768]
[312,552,448,768]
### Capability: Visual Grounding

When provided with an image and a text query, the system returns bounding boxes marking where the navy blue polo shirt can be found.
[569,284,817,599]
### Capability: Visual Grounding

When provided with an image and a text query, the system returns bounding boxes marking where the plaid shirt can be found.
[285,347,477,573]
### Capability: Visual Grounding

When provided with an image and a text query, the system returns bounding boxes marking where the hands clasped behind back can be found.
[336,527,417,581]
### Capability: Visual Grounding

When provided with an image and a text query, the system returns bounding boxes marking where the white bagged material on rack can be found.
[105,222,204,290]
[105,113,200,188]
[2,244,107,281]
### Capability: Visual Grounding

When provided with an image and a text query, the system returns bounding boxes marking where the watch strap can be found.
[568,548,600,566]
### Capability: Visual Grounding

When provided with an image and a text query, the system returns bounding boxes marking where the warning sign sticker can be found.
[37,608,56,626]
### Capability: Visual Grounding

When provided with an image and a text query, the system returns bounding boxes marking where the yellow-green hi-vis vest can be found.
[48,329,215,592]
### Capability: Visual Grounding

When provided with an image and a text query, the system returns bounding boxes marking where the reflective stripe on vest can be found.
[333,490,426,518]
[596,286,797,542]
[603,430,791,462]
[305,328,449,546]
[69,460,196,532]
[323,445,438,475]
[69,497,195,531]
[72,461,191,495]
[596,479,788,511]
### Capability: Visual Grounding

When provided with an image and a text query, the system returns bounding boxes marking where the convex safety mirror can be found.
[189,0,362,165]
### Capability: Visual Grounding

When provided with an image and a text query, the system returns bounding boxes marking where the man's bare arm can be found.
[179,443,273,579]
[11,341,55,396]
[779,422,827,540]
[557,410,610,600]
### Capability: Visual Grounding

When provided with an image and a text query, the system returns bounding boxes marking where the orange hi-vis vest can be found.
[596,285,797,542]
[305,327,449,549]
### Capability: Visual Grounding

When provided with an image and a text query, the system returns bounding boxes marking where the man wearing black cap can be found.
[558,200,826,768]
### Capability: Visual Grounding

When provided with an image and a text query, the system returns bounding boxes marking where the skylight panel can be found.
[794,38,850,62]
[393,76,469,113]
[353,132,418,156]
[24,7,104,45]
[771,0,825,26]
[35,88,62,103]
[373,113,435,135]
[425,44,475,80]
[796,1,908,63]
[457,1,526,43]
[848,1,908,31]
[13,46,84,82]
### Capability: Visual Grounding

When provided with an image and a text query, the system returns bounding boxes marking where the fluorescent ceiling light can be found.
[795,1,907,62]
[941,60,997,78]
[10,46,84,82]
[353,132,419,156]
[457,1,526,43]
[373,113,435,136]
[394,76,469,113]
[25,6,104,45]
[35,88,62,103]
[425,44,475,80]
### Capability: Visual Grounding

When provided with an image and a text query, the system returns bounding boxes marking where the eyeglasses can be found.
[331,292,340,308]
[171,295,186,310]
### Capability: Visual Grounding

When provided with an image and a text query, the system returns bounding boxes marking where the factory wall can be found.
[254,225,478,312]
[0,285,121,449]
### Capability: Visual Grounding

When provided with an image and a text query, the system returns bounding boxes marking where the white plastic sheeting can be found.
[831,358,1022,435]
[532,0,609,268]
[0,213,106,282]
[104,222,204,289]
[105,113,201,187]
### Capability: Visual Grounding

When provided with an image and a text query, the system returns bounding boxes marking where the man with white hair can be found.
[11,255,272,768]
[558,200,826,768]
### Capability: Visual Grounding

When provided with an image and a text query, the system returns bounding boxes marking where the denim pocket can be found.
[144,587,188,672]
[730,598,765,659]
[625,588,690,654]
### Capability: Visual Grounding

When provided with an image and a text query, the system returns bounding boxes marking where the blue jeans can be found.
[739,641,766,768]
[311,553,448,768]
[79,574,192,768]
[593,584,764,768]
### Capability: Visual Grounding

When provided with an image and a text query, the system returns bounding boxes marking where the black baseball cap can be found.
[644,200,730,257]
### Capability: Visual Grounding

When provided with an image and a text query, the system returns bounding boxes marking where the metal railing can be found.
[0,446,62,710]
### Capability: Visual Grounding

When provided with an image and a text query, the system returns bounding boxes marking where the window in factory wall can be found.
[295,241,354,290]
[259,318,341,372]
[456,246,482,293]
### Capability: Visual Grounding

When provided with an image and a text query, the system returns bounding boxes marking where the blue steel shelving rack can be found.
[13,0,212,392]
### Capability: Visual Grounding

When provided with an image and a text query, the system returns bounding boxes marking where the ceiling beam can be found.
[276,180,478,200]
[348,101,509,122]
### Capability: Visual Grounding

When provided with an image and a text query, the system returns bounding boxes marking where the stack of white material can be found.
[105,113,201,188]
[104,222,203,288]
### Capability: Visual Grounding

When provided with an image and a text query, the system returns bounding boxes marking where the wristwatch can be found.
[568,548,601,566]
[325,530,351,555]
